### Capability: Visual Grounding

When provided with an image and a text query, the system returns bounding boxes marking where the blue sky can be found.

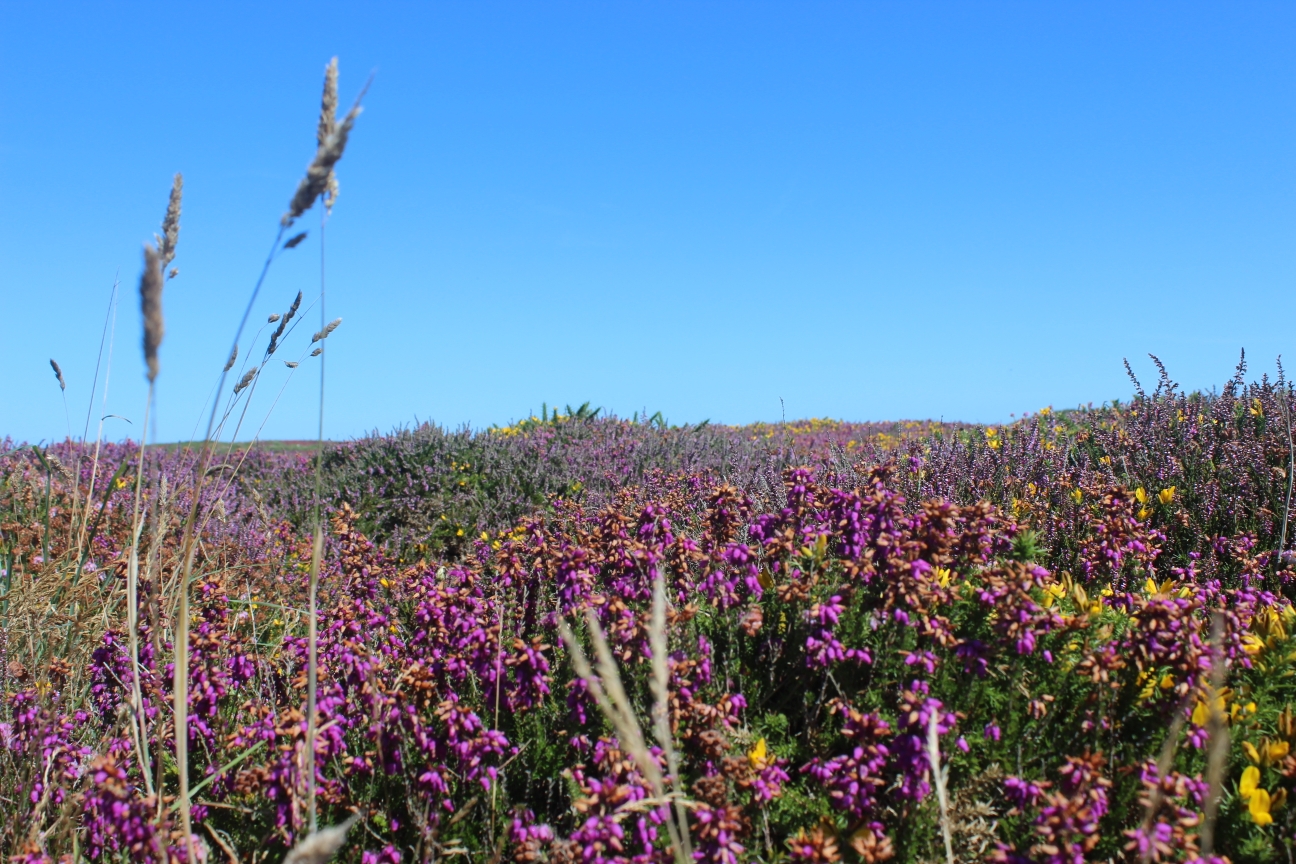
[2,2,1293,443]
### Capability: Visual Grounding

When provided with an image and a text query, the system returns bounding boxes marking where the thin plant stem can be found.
[926,711,955,864]
[170,225,286,863]
[306,205,329,833]
[70,276,118,547]
[1200,614,1229,858]
[77,280,120,563]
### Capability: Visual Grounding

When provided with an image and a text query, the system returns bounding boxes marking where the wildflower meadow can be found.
[4,60,1296,864]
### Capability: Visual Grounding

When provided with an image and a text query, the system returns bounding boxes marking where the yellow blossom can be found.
[934,567,952,588]
[1071,489,1083,504]
[379,578,390,588]
[1158,487,1175,505]
[748,738,770,769]
[1241,633,1266,657]
[1135,487,1149,505]
[1138,507,1152,520]
[1042,583,1066,608]
[1269,740,1290,761]
[1240,765,1261,798]
[1243,742,1262,764]
[1248,788,1273,825]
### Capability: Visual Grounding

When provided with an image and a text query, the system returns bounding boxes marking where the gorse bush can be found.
[4,58,1296,864]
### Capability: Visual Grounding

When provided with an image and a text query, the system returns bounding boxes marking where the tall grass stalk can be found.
[306,192,330,836]
[558,607,692,864]
[1200,614,1229,858]
[926,712,954,864]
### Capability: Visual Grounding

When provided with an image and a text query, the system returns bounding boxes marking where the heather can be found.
[4,365,1296,863]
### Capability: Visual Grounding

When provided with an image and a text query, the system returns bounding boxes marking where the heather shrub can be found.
[5,378,1296,862]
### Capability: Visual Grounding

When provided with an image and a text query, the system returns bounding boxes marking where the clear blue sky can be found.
[2,2,1293,443]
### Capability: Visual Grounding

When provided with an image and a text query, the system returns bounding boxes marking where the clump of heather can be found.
[2,366,1296,862]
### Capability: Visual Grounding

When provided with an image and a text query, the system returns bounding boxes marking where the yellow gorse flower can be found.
[1144,578,1175,597]
[1248,788,1273,825]
[748,737,771,769]
[1241,633,1266,657]
[1158,487,1175,505]
[933,567,952,588]
[1240,765,1261,798]
[1041,583,1066,608]
[1135,487,1149,505]
[1071,488,1083,504]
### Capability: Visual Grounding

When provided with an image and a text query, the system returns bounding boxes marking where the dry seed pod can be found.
[285,361,299,368]
[268,313,281,323]
[310,348,322,357]
[49,359,65,391]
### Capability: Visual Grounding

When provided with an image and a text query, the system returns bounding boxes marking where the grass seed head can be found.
[233,366,257,394]
[139,244,164,383]
[157,173,183,274]
[224,344,239,372]
[312,317,342,343]
[283,814,359,864]
[318,58,340,211]
[49,359,65,391]
[284,61,360,226]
